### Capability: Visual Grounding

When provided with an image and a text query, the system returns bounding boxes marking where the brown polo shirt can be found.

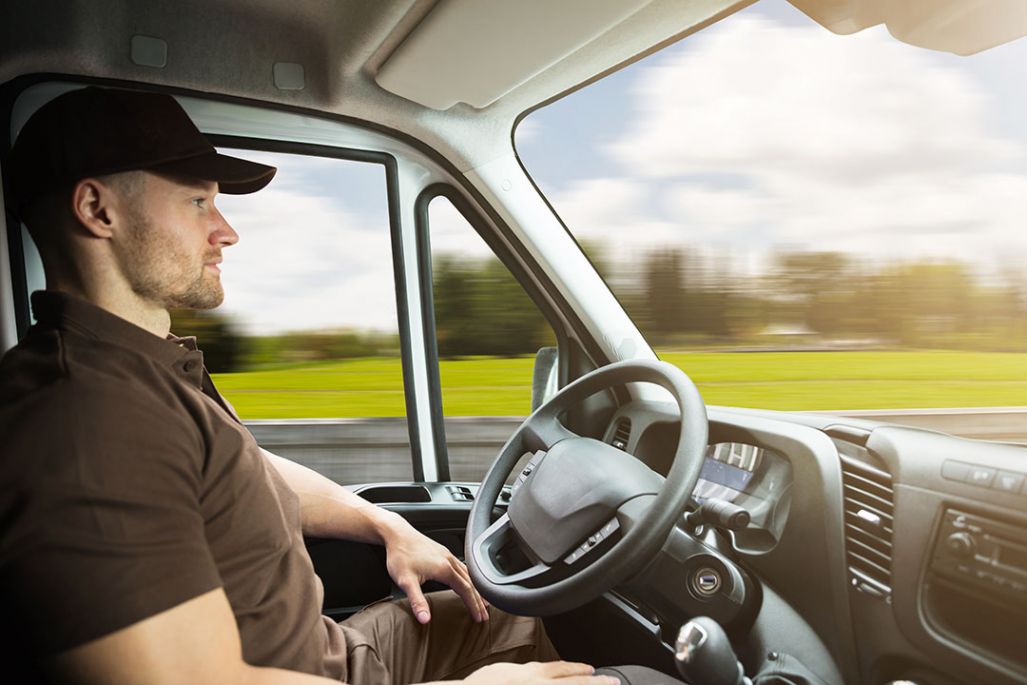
[0,291,348,679]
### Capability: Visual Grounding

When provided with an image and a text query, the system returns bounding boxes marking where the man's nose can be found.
[211,210,240,247]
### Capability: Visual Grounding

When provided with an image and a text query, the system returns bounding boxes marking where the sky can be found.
[517,0,1027,277]
[214,0,1027,334]
[214,151,399,334]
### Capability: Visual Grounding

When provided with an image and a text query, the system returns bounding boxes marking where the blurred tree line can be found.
[171,245,1027,372]
[169,310,400,373]
[615,248,1027,350]
[432,254,552,357]
[171,253,551,371]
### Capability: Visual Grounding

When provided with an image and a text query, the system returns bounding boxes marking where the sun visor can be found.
[788,0,1027,55]
[376,0,654,110]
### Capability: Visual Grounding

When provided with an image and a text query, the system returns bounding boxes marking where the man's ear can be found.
[70,178,118,239]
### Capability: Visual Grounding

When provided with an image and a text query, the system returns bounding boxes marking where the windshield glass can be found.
[516,0,1027,413]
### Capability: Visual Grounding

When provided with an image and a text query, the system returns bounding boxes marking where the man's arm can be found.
[51,589,338,685]
[263,450,488,625]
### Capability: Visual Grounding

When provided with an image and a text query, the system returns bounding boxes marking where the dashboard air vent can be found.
[840,454,894,599]
[611,418,631,451]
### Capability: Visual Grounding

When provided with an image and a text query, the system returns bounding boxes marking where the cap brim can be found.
[151,151,276,194]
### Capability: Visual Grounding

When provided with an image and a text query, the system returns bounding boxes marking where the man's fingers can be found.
[443,557,489,622]
[540,661,599,678]
[397,574,431,624]
[542,661,620,684]
[448,557,487,619]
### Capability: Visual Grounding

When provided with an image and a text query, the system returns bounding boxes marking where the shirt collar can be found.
[30,290,206,387]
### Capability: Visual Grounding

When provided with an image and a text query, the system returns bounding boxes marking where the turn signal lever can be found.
[685,498,751,536]
[675,616,751,685]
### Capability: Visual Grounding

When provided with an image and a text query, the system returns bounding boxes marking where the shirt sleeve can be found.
[0,381,223,655]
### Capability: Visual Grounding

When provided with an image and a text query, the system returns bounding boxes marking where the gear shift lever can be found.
[675,617,751,685]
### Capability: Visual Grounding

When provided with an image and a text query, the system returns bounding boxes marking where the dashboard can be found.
[599,400,1027,685]
[336,399,1027,685]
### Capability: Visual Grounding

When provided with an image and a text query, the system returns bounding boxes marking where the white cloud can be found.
[514,117,542,145]
[545,14,1027,273]
[609,16,1014,181]
[215,188,400,334]
[548,178,682,256]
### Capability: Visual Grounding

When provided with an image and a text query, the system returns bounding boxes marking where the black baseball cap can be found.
[7,86,276,212]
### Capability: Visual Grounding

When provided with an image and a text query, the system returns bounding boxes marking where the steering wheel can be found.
[466,359,708,616]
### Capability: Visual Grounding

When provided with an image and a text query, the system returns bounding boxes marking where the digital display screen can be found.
[692,457,755,503]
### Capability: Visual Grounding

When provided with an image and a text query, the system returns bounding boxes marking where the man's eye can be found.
[192,198,207,208]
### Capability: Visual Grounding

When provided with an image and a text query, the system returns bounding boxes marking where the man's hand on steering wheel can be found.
[381,513,490,624]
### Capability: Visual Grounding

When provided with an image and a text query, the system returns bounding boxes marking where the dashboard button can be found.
[945,532,975,559]
[967,466,996,487]
[600,519,620,537]
[992,470,1024,494]
[941,460,971,482]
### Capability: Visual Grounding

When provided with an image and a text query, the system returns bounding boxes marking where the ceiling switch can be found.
[130,35,167,68]
[273,62,305,91]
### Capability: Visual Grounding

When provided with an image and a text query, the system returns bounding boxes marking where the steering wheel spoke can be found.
[521,411,577,451]
[469,513,555,586]
[563,517,621,565]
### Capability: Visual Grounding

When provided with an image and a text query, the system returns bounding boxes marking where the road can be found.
[246,408,1027,486]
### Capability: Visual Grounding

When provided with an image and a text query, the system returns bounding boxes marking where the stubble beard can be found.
[122,209,226,311]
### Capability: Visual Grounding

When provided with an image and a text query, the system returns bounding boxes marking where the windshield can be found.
[516,0,1027,413]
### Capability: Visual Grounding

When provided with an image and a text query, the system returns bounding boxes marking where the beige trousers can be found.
[337,591,561,685]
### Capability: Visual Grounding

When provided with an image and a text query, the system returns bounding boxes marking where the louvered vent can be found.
[611,418,631,451]
[840,454,894,598]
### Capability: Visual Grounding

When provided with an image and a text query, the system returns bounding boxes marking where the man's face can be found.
[113,172,239,310]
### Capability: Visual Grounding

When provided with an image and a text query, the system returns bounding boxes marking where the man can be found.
[0,86,621,685]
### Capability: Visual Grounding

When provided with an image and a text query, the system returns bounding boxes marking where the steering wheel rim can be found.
[465,359,708,616]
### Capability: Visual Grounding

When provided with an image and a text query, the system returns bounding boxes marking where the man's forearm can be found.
[264,450,489,626]
[262,450,407,543]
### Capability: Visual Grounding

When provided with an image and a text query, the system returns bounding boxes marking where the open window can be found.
[186,145,414,485]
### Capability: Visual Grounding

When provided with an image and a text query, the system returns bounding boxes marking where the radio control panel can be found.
[930,509,1027,609]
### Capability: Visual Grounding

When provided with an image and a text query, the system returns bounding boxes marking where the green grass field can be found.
[210,350,1027,419]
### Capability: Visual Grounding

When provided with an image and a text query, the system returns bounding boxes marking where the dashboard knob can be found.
[945,532,975,558]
